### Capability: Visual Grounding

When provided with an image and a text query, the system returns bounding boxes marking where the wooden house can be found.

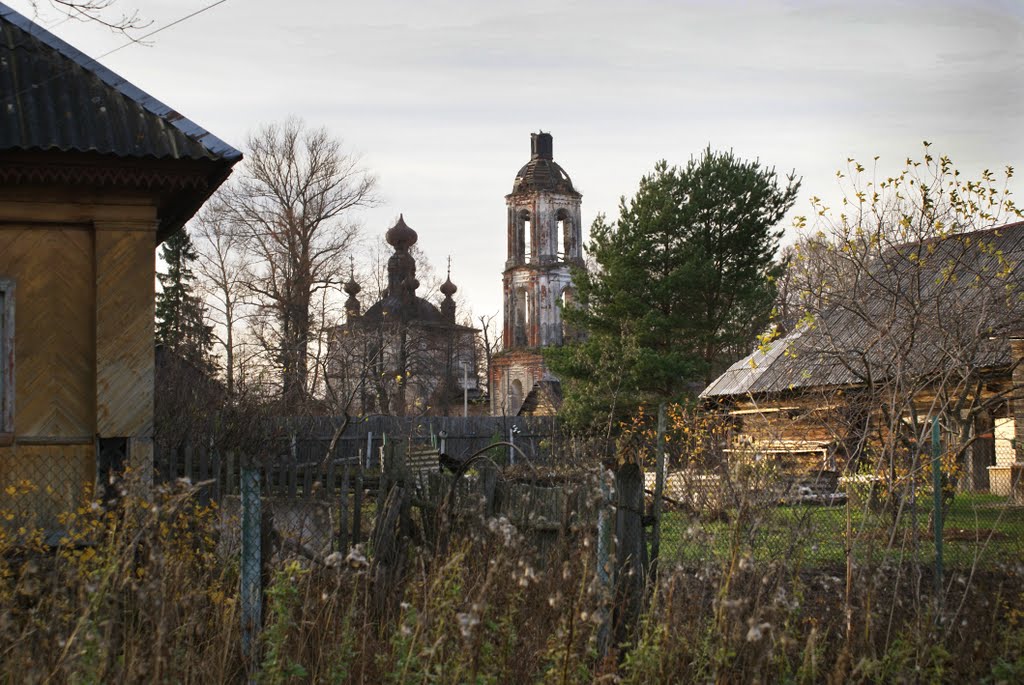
[0,4,240,527]
[701,222,1024,491]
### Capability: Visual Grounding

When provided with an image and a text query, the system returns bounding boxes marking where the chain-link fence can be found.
[640,407,1024,583]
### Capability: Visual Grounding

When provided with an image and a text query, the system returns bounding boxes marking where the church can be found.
[490,132,584,416]
[326,215,479,416]
[326,131,583,418]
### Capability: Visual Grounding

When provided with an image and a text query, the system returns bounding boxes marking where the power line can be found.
[3,0,230,103]
[94,0,228,61]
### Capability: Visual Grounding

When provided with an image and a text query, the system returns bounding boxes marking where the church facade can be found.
[490,132,583,415]
[326,216,478,416]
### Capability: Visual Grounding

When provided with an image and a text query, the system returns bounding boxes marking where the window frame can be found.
[0,278,13,445]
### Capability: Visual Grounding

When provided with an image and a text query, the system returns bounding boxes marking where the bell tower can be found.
[491,132,583,415]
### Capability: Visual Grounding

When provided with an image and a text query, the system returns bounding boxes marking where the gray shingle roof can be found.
[702,221,1024,399]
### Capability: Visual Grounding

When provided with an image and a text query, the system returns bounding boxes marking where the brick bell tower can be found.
[490,132,583,415]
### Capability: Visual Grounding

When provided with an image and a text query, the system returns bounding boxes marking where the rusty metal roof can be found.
[0,2,241,163]
[702,221,1024,399]
[510,133,579,197]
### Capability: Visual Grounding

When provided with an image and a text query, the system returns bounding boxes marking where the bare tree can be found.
[30,0,148,35]
[218,118,378,410]
[192,204,255,398]
[477,311,500,402]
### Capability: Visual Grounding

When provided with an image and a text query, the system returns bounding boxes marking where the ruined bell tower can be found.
[490,132,583,415]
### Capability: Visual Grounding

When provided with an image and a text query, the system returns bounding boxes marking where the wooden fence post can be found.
[596,467,614,659]
[353,455,364,546]
[339,450,350,553]
[614,462,646,646]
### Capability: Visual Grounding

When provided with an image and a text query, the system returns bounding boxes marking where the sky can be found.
[8,0,1024,320]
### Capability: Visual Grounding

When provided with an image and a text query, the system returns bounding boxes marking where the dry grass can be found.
[2,477,1024,683]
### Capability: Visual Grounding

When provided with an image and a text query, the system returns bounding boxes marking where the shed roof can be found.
[702,221,1024,399]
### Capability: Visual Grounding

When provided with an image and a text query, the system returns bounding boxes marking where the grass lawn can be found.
[657,492,1024,570]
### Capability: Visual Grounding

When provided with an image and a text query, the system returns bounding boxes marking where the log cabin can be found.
[701,222,1024,493]
[0,3,240,529]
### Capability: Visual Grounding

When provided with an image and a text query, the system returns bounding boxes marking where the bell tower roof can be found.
[511,132,580,196]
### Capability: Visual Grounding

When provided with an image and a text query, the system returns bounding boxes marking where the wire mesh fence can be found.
[639,405,1024,581]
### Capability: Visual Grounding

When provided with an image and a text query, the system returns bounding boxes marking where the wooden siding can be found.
[0,226,95,439]
[96,225,154,438]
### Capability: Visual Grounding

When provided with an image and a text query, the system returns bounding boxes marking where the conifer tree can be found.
[548,149,799,428]
[156,228,214,372]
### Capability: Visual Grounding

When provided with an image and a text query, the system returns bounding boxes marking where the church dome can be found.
[511,132,579,196]
[440,275,457,297]
[385,214,418,250]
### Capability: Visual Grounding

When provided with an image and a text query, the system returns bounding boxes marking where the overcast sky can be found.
[10,0,1023,319]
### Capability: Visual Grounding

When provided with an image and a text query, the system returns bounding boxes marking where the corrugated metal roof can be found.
[0,2,241,162]
[702,221,1024,399]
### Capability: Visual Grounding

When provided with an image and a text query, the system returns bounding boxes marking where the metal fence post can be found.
[650,402,667,579]
[240,466,262,666]
[932,419,943,603]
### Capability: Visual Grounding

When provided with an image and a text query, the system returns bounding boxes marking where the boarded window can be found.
[0,279,13,439]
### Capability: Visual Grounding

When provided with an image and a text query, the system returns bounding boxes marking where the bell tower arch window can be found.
[514,209,532,264]
[555,208,572,260]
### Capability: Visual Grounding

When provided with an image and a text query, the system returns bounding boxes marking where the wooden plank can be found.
[211,446,221,503]
[0,228,95,439]
[95,226,155,439]
[0,195,158,225]
[353,459,363,546]
[198,444,210,504]
[338,456,350,552]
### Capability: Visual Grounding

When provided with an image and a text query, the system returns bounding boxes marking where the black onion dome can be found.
[440,275,457,297]
[343,276,361,296]
[385,214,418,250]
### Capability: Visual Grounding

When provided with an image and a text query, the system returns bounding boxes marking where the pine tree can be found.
[156,228,214,372]
[547,149,799,428]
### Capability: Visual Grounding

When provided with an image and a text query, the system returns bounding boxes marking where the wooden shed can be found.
[0,3,240,528]
[701,222,1024,492]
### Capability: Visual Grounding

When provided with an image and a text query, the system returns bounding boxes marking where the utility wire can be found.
[94,0,228,61]
[3,0,229,103]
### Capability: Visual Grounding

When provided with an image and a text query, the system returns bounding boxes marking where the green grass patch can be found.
[657,492,1024,569]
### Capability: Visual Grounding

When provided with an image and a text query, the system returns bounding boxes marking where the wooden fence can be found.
[154,415,559,505]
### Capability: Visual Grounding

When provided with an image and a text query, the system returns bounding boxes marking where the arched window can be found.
[523,216,532,262]
[510,379,524,415]
[514,286,529,347]
[555,209,571,260]
[523,287,533,346]
[515,209,532,264]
